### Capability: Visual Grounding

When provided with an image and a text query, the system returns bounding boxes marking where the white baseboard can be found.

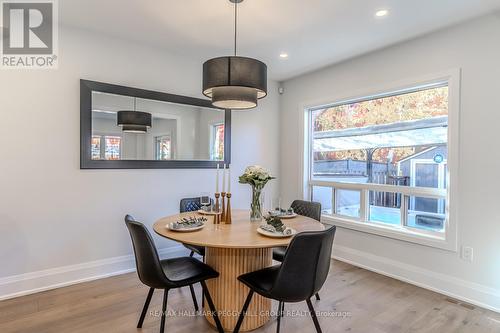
[0,245,188,301]
[332,244,500,313]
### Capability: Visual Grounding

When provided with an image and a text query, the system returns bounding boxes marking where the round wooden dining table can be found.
[153,209,324,332]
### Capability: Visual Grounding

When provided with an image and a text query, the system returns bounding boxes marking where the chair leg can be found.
[137,287,154,328]
[201,255,205,308]
[200,281,224,333]
[315,293,321,301]
[276,301,284,333]
[189,284,199,312]
[233,290,254,333]
[189,251,194,257]
[160,289,169,333]
[306,298,322,333]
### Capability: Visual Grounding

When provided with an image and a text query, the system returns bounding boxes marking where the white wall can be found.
[0,26,281,298]
[280,14,500,311]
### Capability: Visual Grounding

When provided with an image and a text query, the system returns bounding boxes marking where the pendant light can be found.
[117,97,152,133]
[202,0,267,110]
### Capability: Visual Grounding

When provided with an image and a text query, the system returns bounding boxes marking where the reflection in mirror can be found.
[91,92,225,161]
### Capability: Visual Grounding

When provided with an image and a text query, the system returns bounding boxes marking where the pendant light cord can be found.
[234,0,237,56]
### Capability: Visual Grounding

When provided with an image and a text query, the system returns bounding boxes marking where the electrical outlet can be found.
[461,246,474,262]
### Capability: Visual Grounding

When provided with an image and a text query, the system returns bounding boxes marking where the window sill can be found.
[322,215,457,252]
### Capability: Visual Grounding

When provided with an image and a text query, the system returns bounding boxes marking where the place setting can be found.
[166,216,208,232]
[251,195,298,237]
[196,193,220,215]
[257,215,297,238]
[268,206,298,219]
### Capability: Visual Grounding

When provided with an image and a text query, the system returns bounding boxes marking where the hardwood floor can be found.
[0,260,498,333]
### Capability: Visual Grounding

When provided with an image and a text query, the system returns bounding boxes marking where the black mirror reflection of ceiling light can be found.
[202,0,267,110]
[117,98,152,133]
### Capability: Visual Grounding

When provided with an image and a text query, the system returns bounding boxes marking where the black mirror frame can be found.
[80,79,231,169]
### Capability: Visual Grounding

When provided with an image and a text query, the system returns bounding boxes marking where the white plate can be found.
[269,212,298,219]
[278,213,298,219]
[197,210,220,215]
[257,227,297,238]
[166,223,205,232]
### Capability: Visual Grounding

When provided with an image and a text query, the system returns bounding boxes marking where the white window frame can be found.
[302,69,460,251]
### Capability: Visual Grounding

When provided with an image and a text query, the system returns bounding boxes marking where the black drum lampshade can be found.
[203,56,267,110]
[117,111,152,133]
[202,0,267,110]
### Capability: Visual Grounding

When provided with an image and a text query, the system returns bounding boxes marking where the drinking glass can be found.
[260,191,266,215]
[200,193,211,212]
[271,197,283,215]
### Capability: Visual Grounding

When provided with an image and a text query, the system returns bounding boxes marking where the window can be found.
[104,136,121,160]
[308,79,457,249]
[91,135,121,160]
[211,123,224,160]
[91,136,101,160]
[155,135,172,160]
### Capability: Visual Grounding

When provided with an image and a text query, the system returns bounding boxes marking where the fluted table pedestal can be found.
[205,247,272,331]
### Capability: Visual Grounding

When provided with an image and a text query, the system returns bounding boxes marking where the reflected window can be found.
[104,136,121,160]
[91,135,121,160]
[155,135,172,160]
[211,123,224,161]
[91,136,101,160]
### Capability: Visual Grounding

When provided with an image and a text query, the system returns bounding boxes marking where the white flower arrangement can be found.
[239,165,275,189]
[239,165,275,221]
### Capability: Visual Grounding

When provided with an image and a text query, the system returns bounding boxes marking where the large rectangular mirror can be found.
[80,80,231,169]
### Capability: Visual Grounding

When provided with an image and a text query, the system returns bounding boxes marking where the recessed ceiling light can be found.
[279,53,289,59]
[375,9,389,17]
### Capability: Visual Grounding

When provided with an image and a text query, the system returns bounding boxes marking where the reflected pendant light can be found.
[202,0,267,110]
[117,98,152,133]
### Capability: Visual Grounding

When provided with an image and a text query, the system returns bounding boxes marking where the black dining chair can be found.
[180,197,210,258]
[272,199,322,300]
[233,226,336,333]
[125,215,224,333]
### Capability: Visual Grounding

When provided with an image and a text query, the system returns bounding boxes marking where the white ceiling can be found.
[60,0,500,81]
